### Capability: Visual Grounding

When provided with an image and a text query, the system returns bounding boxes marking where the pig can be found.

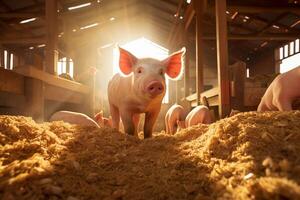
[165,104,186,135]
[258,66,300,111]
[108,47,185,138]
[49,111,100,127]
[184,105,213,128]
[94,111,113,127]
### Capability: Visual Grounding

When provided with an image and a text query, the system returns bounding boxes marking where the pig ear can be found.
[119,47,137,75]
[94,111,103,122]
[162,47,186,80]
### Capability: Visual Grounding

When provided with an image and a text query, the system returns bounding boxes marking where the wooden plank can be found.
[45,0,58,74]
[14,65,90,94]
[194,0,205,106]
[257,13,289,35]
[186,87,219,101]
[198,33,300,40]
[190,95,219,107]
[0,12,42,18]
[0,91,26,108]
[227,5,300,15]
[0,37,45,44]
[0,67,24,94]
[44,84,84,104]
[216,0,230,118]
[184,2,195,30]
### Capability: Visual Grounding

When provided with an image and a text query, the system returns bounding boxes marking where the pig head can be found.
[108,47,185,138]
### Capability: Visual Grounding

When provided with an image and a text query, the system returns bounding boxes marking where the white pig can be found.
[184,105,213,127]
[108,47,185,138]
[258,66,300,111]
[165,104,186,135]
[50,111,100,128]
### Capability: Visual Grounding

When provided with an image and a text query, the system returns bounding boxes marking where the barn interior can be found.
[1,0,300,199]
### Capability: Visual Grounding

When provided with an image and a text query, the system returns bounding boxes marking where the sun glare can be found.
[113,37,170,103]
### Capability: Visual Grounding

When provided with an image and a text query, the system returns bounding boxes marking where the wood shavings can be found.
[0,111,300,199]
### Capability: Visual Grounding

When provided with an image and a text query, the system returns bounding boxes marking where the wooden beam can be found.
[0,12,42,18]
[227,5,300,15]
[184,2,195,30]
[216,0,230,118]
[190,33,300,40]
[0,37,45,44]
[0,1,11,11]
[250,14,300,34]
[194,0,205,106]
[45,0,58,74]
[256,13,290,35]
[175,0,184,17]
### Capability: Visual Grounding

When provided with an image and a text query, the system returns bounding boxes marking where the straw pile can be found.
[1,111,300,199]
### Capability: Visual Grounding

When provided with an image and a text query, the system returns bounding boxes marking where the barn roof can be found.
[0,0,299,63]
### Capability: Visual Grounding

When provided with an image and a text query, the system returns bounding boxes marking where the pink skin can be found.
[50,111,99,127]
[165,104,186,135]
[258,67,300,111]
[94,111,113,127]
[184,105,213,127]
[108,47,185,138]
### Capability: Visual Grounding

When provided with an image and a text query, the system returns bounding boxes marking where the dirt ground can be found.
[1,111,300,200]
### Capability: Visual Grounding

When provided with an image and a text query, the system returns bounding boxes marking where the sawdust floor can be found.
[1,111,300,200]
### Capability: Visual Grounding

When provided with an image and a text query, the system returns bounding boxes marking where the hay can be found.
[1,111,300,199]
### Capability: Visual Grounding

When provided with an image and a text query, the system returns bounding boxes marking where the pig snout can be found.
[145,81,164,97]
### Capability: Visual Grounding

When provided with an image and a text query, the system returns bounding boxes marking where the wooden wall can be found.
[249,49,276,76]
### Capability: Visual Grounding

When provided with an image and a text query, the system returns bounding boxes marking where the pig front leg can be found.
[144,109,160,138]
[110,104,120,130]
[120,111,135,136]
[132,114,140,136]
[165,116,170,134]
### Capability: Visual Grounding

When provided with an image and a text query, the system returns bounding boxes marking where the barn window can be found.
[113,37,170,103]
[10,53,13,70]
[4,50,7,69]
[57,57,74,78]
[279,38,300,73]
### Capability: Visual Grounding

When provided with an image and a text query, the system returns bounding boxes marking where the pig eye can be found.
[137,67,143,74]
[159,69,164,76]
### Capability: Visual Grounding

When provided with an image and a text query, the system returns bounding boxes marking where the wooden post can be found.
[216,0,230,118]
[45,0,58,74]
[0,46,4,67]
[64,18,72,75]
[274,48,280,73]
[183,23,190,98]
[184,46,190,98]
[24,78,44,122]
[229,62,246,111]
[194,0,205,106]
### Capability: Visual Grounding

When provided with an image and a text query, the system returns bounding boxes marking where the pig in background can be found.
[165,104,186,135]
[176,105,213,130]
[94,111,113,127]
[49,111,100,128]
[108,46,185,138]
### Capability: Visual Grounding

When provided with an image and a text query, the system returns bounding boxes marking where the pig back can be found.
[50,111,99,127]
[185,106,212,126]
